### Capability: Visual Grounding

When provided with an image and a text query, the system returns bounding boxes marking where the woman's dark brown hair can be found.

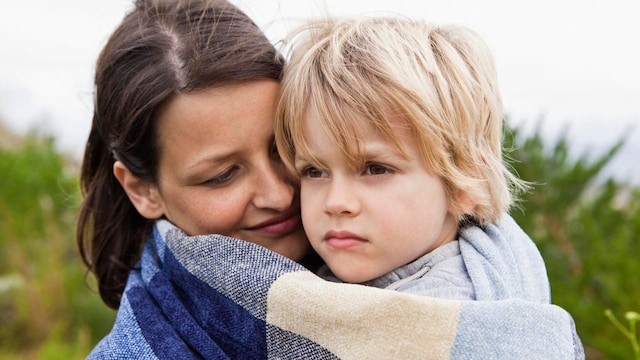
[77,0,284,309]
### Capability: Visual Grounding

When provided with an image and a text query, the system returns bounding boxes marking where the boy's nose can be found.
[323,178,360,216]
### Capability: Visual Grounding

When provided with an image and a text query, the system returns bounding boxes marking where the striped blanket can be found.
[88,219,584,359]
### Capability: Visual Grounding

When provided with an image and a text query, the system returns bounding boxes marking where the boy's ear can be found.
[113,161,164,219]
[451,191,476,217]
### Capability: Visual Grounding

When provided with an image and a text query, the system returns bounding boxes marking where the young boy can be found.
[275,16,546,301]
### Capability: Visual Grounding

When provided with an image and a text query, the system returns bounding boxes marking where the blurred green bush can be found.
[0,129,115,359]
[0,120,638,359]
[505,121,640,359]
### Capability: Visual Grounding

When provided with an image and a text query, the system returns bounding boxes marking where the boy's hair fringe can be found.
[275,15,529,225]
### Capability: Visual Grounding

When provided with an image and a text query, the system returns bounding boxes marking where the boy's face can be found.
[295,109,460,283]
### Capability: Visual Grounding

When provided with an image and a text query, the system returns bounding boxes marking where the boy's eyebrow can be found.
[294,151,316,164]
[360,142,408,159]
[293,142,407,166]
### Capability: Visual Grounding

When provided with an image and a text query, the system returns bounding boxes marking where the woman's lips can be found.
[249,212,302,236]
[324,230,367,249]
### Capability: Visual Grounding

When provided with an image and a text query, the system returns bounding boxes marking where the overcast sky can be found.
[1,0,638,181]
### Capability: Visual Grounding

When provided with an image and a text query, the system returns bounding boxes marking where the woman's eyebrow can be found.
[185,151,234,170]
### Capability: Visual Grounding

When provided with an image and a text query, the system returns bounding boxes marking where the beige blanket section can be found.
[267,271,461,360]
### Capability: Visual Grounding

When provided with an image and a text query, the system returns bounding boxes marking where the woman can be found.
[78,0,583,358]
[77,0,313,310]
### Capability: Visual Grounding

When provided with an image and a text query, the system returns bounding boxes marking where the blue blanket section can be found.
[135,249,267,359]
[459,214,551,302]
[451,300,579,359]
[89,221,337,359]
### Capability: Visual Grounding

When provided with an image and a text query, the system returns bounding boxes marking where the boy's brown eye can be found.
[304,166,323,178]
[365,163,388,175]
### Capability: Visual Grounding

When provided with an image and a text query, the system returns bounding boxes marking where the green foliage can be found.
[505,121,640,359]
[0,131,114,359]
[605,309,640,359]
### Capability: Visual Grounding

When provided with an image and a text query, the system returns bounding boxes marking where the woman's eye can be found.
[204,167,237,186]
[269,142,281,160]
[365,163,389,175]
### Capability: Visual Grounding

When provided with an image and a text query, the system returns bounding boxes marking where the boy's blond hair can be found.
[275,16,527,225]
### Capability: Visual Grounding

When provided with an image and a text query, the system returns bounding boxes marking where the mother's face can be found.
[132,80,308,261]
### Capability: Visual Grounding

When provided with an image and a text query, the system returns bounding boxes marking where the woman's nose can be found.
[252,160,296,212]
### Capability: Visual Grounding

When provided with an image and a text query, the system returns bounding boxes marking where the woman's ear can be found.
[113,161,164,219]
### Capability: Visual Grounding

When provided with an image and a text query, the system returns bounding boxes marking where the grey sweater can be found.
[318,240,475,300]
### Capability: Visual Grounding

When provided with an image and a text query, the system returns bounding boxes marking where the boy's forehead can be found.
[299,105,414,159]
[305,100,409,127]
